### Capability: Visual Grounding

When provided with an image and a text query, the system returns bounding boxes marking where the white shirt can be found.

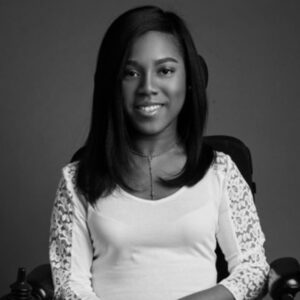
[49,152,269,300]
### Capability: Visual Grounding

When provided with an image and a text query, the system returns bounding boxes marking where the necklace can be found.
[129,142,179,200]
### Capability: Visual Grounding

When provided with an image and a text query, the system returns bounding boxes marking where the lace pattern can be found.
[216,153,269,300]
[49,175,80,300]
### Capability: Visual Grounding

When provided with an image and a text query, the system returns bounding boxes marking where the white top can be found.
[49,152,269,300]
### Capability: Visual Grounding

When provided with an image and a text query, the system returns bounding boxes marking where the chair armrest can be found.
[269,257,300,300]
[27,264,53,300]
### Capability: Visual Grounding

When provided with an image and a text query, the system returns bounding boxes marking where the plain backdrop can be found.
[1,1,299,298]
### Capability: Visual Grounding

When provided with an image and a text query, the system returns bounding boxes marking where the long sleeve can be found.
[49,164,100,300]
[216,154,269,300]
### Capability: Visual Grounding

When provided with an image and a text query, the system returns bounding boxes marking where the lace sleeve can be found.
[216,154,269,300]
[49,165,100,300]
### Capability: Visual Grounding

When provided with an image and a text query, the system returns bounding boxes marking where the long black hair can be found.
[76,6,214,204]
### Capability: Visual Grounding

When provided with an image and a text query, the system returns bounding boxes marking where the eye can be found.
[123,68,140,79]
[158,67,175,77]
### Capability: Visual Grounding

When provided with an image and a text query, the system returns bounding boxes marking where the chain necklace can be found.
[129,142,179,200]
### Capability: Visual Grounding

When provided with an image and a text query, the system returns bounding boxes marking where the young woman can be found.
[49,6,269,300]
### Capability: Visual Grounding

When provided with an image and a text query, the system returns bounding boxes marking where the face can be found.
[122,31,186,138]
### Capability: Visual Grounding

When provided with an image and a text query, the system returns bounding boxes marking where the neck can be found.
[129,132,180,157]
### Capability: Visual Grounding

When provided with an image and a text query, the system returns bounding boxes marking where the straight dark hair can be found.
[76,6,214,204]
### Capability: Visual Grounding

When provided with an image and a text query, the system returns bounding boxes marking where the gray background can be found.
[1,0,299,298]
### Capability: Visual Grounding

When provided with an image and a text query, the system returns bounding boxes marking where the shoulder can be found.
[210,151,246,190]
[57,161,89,211]
[212,151,252,199]
[55,162,80,201]
[61,161,79,187]
[197,152,235,195]
[211,151,235,174]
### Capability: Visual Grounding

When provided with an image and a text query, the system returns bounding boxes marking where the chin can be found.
[134,126,164,137]
[131,121,176,138]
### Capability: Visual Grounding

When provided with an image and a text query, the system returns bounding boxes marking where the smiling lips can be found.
[135,103,164,116]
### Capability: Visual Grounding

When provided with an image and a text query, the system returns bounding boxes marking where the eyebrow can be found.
[126,57,179,66]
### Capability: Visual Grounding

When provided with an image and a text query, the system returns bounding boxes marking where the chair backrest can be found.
[204,135,256,195]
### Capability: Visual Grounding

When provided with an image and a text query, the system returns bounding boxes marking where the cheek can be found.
[166,76,186,107]
[122,82,136,108]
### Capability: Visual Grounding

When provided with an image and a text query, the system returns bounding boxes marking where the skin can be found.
[121,31,234,300]
[121,31,187,199]
[122,31,186,156]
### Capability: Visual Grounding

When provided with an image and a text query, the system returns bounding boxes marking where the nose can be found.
[138,71,158,96]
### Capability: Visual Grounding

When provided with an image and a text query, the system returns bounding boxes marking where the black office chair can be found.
[1,135,299,300]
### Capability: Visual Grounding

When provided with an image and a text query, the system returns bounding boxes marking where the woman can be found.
[49,6,269,300]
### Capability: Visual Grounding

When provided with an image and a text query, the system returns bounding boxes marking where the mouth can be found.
[135,104,164,116]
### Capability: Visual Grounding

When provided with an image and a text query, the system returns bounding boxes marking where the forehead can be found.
[128,31,183,61]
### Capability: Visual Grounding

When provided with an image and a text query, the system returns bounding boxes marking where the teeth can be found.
[139,105,161,112]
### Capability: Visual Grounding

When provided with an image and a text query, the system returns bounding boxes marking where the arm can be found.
[49,165,101,300]
[179,154,269,300]
[216,155,269,300]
